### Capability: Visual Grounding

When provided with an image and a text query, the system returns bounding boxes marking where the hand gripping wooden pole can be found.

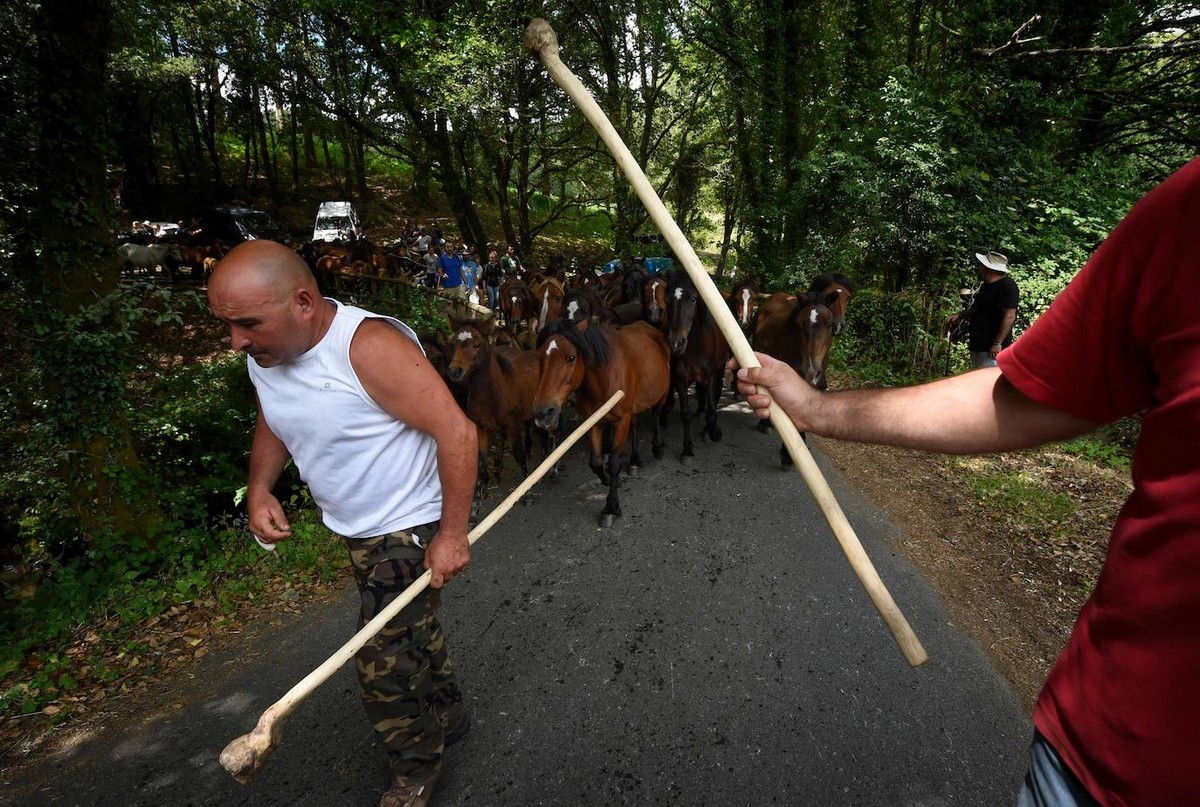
[523,18,927,667]
[219,390,627,783]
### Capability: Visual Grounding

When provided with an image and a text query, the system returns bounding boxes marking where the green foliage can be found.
[831,288,945,385]
[130,350,257,523]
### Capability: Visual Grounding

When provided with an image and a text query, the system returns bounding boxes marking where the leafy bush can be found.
[831,288,947,385]
[130,351,258,523]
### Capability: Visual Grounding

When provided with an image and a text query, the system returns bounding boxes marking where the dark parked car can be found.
[197,206,285,244]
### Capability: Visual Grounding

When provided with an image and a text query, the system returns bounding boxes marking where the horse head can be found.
[665,270,700,356]
[788,290,840,390]
[530,273,565,332]
[807,273,854,336]
[728,278,760,335]
[445,316,494,383]
[642,276,668,328]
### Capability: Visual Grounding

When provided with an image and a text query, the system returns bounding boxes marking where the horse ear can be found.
[554,268,567,283]
[434,329,449,347]
[823,289,842,308]
[479,317,496,336]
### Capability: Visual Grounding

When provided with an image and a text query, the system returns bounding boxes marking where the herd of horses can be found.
[426,263,855,526]
[118,227,854,526]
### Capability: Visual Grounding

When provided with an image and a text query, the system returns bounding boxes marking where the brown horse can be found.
[314,252,347,296]
[529,272,565,332]
[726,277,760,337]
[499,278,536,334]
[533,319,670,527]
[664,268,731,462]
[641,274,669,329]
[807,272,855,336]
[444,316,543,510]
[752,290,840,466]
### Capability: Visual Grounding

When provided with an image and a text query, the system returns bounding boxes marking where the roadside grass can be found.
[0,505,344,726]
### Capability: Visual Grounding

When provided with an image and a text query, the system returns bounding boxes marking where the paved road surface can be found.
[7,395,1030,806]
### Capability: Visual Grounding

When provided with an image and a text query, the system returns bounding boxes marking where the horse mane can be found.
[536,318,613,366]
[807,272,855,294]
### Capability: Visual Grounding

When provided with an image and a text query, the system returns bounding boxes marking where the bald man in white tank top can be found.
[209,241,477,807]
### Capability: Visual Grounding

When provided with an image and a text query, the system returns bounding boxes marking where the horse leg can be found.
[494,429,506,483]
[679,378,696,464]
[599,418,630,528]
[650,399,667,460]
[547,422,559,480]
[704,374,723,443]
[778,431,808,469]
[473,430,490,520]
[587,425,607,485]
[626,415,642,476]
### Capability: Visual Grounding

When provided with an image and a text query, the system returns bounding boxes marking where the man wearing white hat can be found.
[948,250,1020,368]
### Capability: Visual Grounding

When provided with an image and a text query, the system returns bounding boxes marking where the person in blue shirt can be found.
[438,242,465,299]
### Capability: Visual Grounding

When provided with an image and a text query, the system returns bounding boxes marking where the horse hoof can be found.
[627,465,639,478]
[652,445,664,460]
[680,453,693,466]
[709,427,723,443]
[599,514,616,528]
[522,494,534,506]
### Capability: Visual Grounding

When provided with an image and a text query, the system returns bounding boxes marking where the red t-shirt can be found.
[998,157,1200,806]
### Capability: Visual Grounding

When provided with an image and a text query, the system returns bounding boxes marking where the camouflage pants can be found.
[347,525,464,777]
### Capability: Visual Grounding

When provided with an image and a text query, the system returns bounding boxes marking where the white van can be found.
[312,201,362,242]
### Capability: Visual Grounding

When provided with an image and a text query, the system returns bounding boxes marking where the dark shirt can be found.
[482,261,503,287]
[968,275,1019,351]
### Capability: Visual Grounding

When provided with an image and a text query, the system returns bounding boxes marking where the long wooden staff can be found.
[220,389,627,783]
[523,19,927,668]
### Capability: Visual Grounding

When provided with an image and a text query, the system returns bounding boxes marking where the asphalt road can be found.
[6,394,1030,806]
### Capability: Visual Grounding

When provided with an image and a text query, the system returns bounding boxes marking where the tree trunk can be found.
[36,0,163,545]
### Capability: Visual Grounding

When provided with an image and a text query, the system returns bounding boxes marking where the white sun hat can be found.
[975,251,1010,273]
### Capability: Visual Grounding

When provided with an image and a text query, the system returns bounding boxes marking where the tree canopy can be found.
[0,0,1196,570]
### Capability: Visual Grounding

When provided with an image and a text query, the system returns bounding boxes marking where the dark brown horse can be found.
[562,285,617,329]
[751,290,840,466]
[444,316,542,510]
[663,269,731,462]
[806,272,855,336]
[533,319,670,526]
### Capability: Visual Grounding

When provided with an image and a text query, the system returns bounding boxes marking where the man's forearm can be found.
[807,368,1097,455]
[994,309,1017,345]
[435,419,478,536]
[247,415,291,498]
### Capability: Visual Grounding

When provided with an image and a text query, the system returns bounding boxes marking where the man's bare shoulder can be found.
[349,317,425,371]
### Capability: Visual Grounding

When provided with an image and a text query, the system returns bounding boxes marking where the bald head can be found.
[209,240,317,302]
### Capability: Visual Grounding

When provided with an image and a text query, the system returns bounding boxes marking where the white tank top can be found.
[248,300,442,539]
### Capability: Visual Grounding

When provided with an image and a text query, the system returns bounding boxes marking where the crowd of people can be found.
[396,219,527,308]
